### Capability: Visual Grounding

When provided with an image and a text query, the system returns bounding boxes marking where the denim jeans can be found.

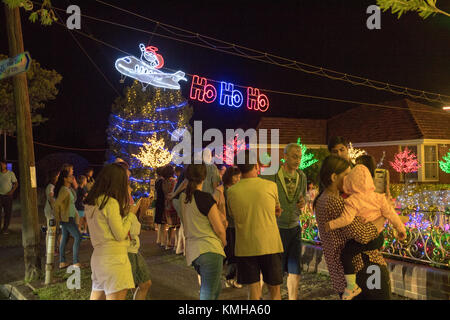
[60,218,81,264]
[192,252,224,300]
[0,195,13,231]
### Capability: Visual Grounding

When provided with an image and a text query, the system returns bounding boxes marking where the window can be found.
[424,145,438,180]
[401,145,418,182]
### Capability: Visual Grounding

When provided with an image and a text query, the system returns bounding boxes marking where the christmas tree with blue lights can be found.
[106,80,192,198]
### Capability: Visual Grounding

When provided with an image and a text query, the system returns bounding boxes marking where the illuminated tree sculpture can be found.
[107,80,192,198]
[439,150,450,174]
[281,138,318,170]
[132,134,173,169]
[297,138,319,170]
[389,147,421,174]
[348,142,367,165]
[217,136,247,165]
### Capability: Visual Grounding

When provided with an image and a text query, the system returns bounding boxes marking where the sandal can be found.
[342,286,362,300]
[59,262,70,269]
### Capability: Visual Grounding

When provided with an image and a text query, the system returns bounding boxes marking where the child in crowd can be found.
[76,175,89,239]
[128,199,152,300]
[305,181,318,214]
[324,164,407,300]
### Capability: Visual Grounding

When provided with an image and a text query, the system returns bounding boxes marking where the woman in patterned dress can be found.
[314,155,391,300]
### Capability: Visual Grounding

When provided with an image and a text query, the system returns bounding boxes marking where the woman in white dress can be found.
[84,163,134,300]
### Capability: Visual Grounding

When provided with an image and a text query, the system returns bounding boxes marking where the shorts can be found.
[279,226,302,275]
[128,252,151,286]
[236,253,283,286]
[91,253,135,296]
[78,210,85,218]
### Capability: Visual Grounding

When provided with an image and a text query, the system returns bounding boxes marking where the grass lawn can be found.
[34,267,137,300]
[34,268,93,300]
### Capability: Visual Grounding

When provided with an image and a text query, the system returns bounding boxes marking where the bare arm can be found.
[9,182,18,195]
[207,204,227,248]
[168,180,188,200]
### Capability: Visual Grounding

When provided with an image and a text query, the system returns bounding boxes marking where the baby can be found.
[325,164,407,300]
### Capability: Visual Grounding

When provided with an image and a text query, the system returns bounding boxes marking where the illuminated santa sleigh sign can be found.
[190,75,270,112]
[115,44,187,90]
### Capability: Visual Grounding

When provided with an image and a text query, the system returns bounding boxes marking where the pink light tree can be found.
[215,136,247,165]
[389,147,421,173]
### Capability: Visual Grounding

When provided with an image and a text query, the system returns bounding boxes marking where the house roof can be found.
[255,99,450,146]
[256,117,327,145]
[326,99,450,143]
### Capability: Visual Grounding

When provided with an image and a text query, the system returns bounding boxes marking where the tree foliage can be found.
[377,0,450,19]
[3,0,57,25]
[0,54,62,133]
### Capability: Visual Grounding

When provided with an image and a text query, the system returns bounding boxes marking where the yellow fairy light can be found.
[132,134,173,169]
[348,142,367,164]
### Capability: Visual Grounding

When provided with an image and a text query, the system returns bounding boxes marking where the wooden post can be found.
[4,4,41,282]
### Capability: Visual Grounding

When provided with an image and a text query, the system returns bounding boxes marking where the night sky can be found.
[1,0,450,166]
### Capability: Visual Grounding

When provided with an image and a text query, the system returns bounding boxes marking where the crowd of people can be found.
[0,134,408,300]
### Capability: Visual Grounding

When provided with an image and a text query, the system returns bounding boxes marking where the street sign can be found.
[0,52,31,80]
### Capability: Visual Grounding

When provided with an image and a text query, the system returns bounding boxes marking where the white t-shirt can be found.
[0,170,17,195]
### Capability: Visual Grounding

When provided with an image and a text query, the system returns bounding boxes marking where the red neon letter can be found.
[190,75,217,103]
[247,87,270,112]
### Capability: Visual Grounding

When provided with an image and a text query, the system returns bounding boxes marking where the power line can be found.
[52,10,121,97]
[50,21,449,117]
[93,0,450,105]
[8,134,107,151]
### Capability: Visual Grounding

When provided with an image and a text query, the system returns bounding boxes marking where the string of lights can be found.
[48,19,450,117]
[93,0,450,105]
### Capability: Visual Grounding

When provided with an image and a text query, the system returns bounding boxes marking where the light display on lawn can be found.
[107,81,192,198]
[132,134,173,169]
[390,146,421,173]
[115,44,187,90]
[214,136,247,165]
[299,183,449,269]
[280,137,318,170]
[439,150,450,174]
[348,142,367,165]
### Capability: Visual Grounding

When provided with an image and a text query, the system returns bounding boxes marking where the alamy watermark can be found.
[66,5,81,30]
[170,121,280,175]
[66,265,81,290]
[366,5,381,30]
[366,265,381,290]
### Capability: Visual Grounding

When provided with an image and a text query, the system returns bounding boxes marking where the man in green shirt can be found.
[262,143,306,300]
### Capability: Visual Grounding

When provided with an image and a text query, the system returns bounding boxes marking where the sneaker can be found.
[342,286,362,300]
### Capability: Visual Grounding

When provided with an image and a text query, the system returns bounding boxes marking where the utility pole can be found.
[4,3,41,282]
